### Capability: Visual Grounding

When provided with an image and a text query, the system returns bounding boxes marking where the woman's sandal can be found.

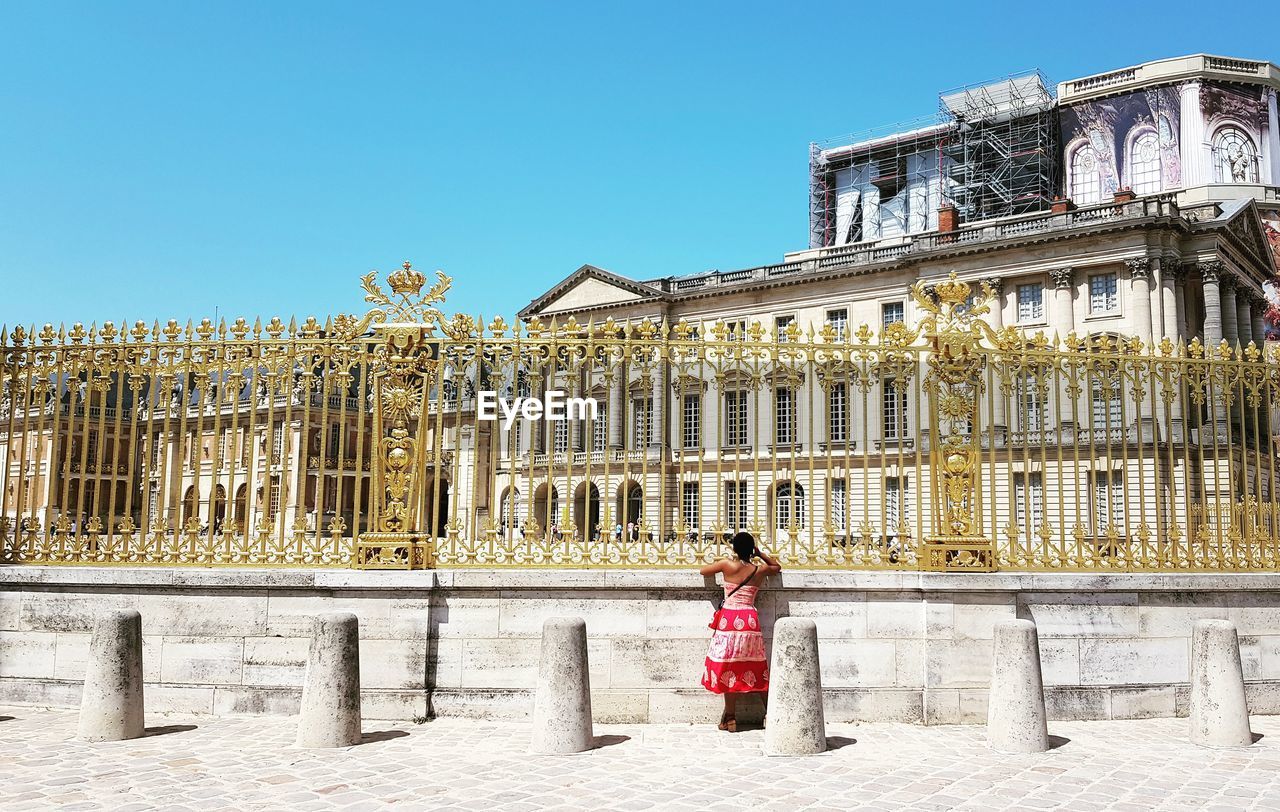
[718,714,737,733]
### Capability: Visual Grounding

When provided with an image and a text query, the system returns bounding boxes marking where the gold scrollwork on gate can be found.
[913,272,999,571]
[354,262,452,569]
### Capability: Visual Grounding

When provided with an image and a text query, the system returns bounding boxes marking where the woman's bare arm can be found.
[754,545,783,575]
[698,559,727,577]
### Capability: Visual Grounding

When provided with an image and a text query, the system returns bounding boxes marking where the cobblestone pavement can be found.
[3,706,1280,810]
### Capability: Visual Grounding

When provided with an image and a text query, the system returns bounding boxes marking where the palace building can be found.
[491,53,1280,554]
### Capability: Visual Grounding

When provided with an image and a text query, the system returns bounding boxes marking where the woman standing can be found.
[699,531,781,732]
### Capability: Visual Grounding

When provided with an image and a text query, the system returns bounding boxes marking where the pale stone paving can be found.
[2,706,1280,810]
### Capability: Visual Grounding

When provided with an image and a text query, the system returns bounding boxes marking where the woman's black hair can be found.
[730,531,756,562]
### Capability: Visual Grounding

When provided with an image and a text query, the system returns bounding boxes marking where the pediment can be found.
[519,264,662,318]
[1218,200,1277,273]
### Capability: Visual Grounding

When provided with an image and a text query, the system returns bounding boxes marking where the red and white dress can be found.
[701,582,768,694]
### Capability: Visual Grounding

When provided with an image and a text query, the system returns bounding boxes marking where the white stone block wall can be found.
[3,567,1280,724]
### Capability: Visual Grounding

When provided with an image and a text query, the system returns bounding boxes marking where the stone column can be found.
[1201,262,1227,434]
[571,374,585,452]
[1252,295,1268,345]
[1160,260,1181,342]
[1127,258,1155,426]
[1267,89,1280,185]
[1221,275,1239,348]
[1238,293,1254,348]
[1181,81,1208,187]
[985,276,1006,441]
[1202,263,1225,347]
[1178,268,1195,340]
[608,370,624,448]
[649,369,663,449]
[1158,262,1185,435]
[1050,267,1075,337]
[1126,258,1154,348]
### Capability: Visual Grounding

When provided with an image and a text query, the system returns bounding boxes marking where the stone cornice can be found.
[664,211,1187,306]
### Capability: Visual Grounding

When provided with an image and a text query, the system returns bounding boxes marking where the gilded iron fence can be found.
[2,266,1280,571]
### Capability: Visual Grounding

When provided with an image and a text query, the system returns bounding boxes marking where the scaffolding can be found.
[939,71,1059,223]
[808,70,1059,249]
[808,116,951,249]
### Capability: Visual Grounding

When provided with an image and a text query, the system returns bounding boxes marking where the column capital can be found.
[1199,260,1224,283]
[1049,267,1074,289]
[1125,257,1152,280]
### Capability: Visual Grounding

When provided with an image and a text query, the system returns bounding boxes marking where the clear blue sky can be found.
[0,1,1271,329]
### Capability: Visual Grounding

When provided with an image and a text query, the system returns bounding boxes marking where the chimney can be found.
[1113,187,1136,204]
[937,204,959,233]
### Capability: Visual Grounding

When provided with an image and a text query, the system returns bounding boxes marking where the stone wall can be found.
[2,567,1280,724]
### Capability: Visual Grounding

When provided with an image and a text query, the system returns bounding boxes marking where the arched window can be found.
[499,487,522,530]
[774,482,805,530]
[1126,129,1162,194]
[1212,126,1259,183]
[1069,142,1102,205]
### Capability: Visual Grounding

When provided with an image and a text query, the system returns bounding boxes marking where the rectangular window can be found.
[632,397,652,447]
[725,480,748,531]
[725,319,747,342]
[592,404,607,452]
[725,391,747,447]
[86,429,98,461]
[682,482,699,529]
[775,315,795,342]
[829,382,848,443]
[1017,375,1045,433]
[885,476,909,536]
[682,394,701,449]
[328,424,341,457]
[553,420,569,454]
[831,478,847,531]
[1017,282,1044,323]
[272,423,284,459]
[882,301,905,329]
[267,475,281,520]
[1014,472,1044,538]
[826,308,848,341]
[1089,272,1118,313]
[774,387,795,445]
[1092,471,1124,533]
[1090,379,1122,432]
[882,382,908,440]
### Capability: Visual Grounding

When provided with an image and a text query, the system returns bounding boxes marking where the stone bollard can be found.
[1190,619,1252,748]
[77,609,145,742]
[296,612,362,748]
[531,616,594,754]
[763,617,826,756]
[987,619,1049,754]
